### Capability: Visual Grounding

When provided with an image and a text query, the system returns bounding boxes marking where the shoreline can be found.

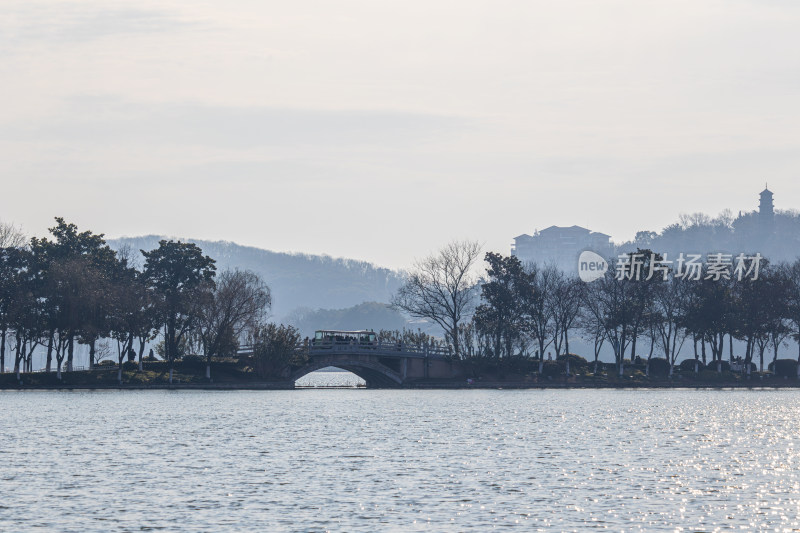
[3,380,800,391]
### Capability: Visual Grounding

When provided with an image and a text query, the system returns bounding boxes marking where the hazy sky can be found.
[2,0,799,269]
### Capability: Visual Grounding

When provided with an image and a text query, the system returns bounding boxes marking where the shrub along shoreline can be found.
[3,354,800,390]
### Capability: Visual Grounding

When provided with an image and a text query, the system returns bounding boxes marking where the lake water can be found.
[2,385,800,531]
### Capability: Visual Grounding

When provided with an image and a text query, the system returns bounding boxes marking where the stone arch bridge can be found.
[241,341,464,388]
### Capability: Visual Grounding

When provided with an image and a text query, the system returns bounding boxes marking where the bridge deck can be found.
[238,341,450,359]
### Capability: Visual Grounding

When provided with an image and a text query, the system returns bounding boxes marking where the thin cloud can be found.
[1,3,195,46]
[5,98,470,149]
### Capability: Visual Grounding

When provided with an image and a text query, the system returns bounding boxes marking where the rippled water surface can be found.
[2,388,800,531]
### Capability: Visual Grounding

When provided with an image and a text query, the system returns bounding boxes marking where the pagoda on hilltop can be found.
[758,185,775,235]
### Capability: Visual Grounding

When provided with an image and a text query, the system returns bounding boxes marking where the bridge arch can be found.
[290,359,403,388]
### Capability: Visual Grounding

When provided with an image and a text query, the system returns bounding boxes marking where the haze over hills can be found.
[107,189,800,349]
[513,188,800,273]
[107,236,406,321]
[285,301,412,338]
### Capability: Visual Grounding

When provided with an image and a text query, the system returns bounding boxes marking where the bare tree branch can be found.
[391,240,481,358]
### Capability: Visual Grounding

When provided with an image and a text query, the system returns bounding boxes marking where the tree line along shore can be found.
[391,241,800,381]
[2,222,800,389]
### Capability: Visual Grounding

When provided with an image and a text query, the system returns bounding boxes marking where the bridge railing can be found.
[309,340,450,358]
[237,340,451,359]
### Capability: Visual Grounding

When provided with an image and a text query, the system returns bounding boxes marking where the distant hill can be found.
[284,302,410,337]
[619,209,800,263]
[107,236,405,318]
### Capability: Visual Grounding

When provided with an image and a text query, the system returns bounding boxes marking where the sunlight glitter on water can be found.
[1,389,799,531]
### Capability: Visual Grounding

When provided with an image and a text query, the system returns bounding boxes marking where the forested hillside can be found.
[108,236,405,318]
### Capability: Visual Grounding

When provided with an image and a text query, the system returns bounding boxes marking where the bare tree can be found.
[0,223,28,373]
[197,269,271,379]
[0,221,26,249]
[392,240,481,358]
[579,308,606,374]
[581,269,635,377]
[115,243,141,270]
[653,278,689,376]
[783,260,800,376]
[548,270,584,356]
[522,263,556,372]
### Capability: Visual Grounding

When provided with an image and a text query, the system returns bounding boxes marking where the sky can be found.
[2,0,799,269]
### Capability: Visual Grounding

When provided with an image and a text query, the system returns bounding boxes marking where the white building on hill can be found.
[512,225,613,271]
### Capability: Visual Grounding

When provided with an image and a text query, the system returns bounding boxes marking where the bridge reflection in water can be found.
[294,368,366,388]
